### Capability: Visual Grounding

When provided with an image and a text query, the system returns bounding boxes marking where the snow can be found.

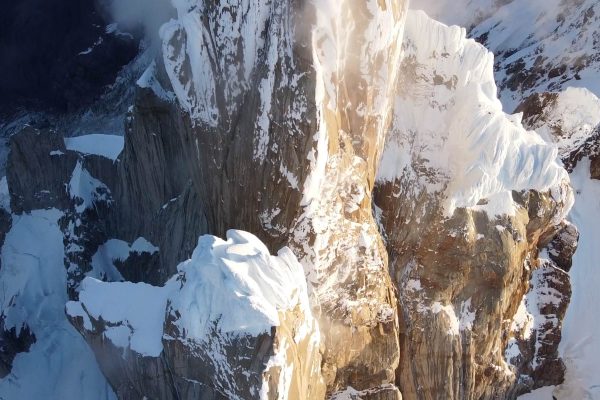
[68,161,111,213]
[412,2,600,396]
[68,279,168,357]
[159,1,272,127]
[377,10,571,217]
[0,176,10,211]
[132,237,159,253]
[525,87,600,158]
[554,158,600,399]
[64,134,124,160]
[474,0,600,108]
[168,230,311,338]
[68,230,313,355]
[88,237,158,282]
[414,0,600,112]
[411,0,500,28]
[459,298,476,331]
[431,301,459,335]
[0,209,114,399]
[137,61,176,102]
[78,36,103,56]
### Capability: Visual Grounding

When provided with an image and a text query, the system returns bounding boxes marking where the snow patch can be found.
[68,279,168,357]
[68,161,111,213]
[64,134,124,160]
[88,237,158,281]
[431,301,459,335]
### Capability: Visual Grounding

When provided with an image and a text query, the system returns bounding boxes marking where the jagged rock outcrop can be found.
[516,88,600,173]
[96,0,408,396]
[374,10,575,399]
[67,231,325,400]
[7,126,78,213]
[544,221,579,272]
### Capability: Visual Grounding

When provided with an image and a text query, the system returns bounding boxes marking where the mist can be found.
[105,0,175,44]
[410,0,502,28]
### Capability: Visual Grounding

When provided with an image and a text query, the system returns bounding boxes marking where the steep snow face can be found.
[0,210,114,399]
[378,10,571,217]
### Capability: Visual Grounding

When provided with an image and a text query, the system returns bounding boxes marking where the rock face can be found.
[516,88,600,173]
[0,1,582,400]
[374,11,574,399]
[7,126,77,213]
[106,0,408,396]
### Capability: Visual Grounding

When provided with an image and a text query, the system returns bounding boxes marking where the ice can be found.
[0,176,10,211]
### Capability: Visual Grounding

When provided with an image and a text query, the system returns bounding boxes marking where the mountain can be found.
[0,0,596,399]
[416,1,600,398]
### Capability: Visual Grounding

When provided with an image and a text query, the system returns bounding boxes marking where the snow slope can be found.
[520,159,600,400]
[414,0,600,112]
[0,210,115,399]
[554,159,600,400]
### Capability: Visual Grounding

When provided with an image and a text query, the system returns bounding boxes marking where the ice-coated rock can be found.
[67,230,325,400]
[374,10,575,399]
